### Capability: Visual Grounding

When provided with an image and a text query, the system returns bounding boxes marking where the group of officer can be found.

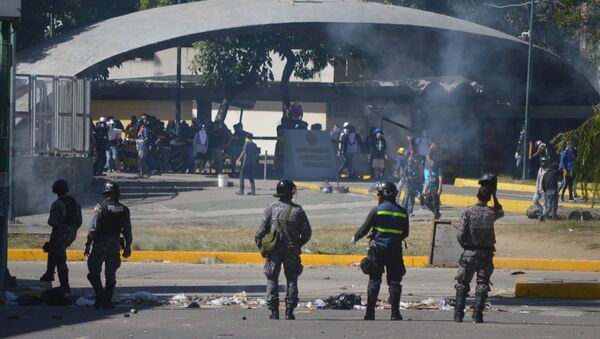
[42,174,502,323]
[258,176,503,323]
[42,179,132,309]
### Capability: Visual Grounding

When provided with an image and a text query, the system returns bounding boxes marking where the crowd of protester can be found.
[91,114,253,178]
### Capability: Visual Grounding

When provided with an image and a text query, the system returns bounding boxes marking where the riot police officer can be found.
[256,179,312,320]
[350,182,409,320]
[40,179,83,296]
[454,183,503,323]
[84,182,133,309]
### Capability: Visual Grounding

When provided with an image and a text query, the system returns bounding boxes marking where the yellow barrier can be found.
[9,249,600,272]
[515,278,600,299]
[454,178,586,198]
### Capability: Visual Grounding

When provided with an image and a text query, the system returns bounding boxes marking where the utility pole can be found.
[522,0,534,180]
[175,0,182,127]
[0,21,13,288]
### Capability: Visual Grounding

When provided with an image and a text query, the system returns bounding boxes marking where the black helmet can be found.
[102,182,120,195]
[376,181,398,199]
[478,173,498,193]
[51,179,69,194]
[274,179,296,198]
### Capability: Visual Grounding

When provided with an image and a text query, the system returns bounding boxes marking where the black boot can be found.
[103,281,116,309]
[364,292,377,320]
[285,307,295,320]
[269,309,279,320]
[87,273,104,309]
[57,268,71,295]
[390,292,402,321]
[454,290,467,323]
[40,272,55,282]
[472,293,487,324]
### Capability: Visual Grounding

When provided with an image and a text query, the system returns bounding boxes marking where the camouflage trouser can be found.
[87,240,121,285]
[264,252,303,310]
[455,250,494,297]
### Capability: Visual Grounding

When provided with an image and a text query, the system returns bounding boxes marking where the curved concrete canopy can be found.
[17,0,599,105]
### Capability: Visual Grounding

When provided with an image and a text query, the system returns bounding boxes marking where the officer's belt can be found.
[373,227,403,235]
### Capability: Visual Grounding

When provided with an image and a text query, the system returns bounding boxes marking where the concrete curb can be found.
[8,249,600,272]
[296,182,596,214]
[454,178,588,200]
[515,278,600,299]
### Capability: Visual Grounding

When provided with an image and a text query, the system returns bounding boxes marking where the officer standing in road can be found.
[350,182,409,321]
[40,179,83,296]
[256,180,312,320]
[84,182,133,309]
[454,181,504,323]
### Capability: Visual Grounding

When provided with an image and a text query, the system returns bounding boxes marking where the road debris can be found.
[511,271,526,276]
[323,294,363,310]
[75,297,96,307]
[400,297,454,311]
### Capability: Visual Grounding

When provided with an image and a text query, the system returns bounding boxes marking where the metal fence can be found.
[14,75,91,155]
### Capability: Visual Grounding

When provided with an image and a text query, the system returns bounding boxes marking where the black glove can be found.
[42,242,50,253]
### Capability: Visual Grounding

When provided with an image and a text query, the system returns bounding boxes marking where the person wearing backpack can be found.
[255,180,312,320]
[40,179,83,297]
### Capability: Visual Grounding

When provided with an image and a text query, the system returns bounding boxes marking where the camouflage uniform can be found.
[256,201,311,311]
[454,203,504,321]
[86,199,132,307]
[45,195,82,293]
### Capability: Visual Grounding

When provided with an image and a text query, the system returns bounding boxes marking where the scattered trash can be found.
[324,294,362,310]
[519,311,530,314]
[186,302,200,309]
[306,299,327,309]
[198,257,223,265]
[242,316,247,320]
[323,277,331,280]
[498,308,509,312]
[75,297,95,307]
[42,288,72,306]
[130,308,138,314]
[133,291,157,303]
[400,297,453,311]
[511,271,526,276]
[353,305,366,311]
[170,293,190,304]
[256,298,267,306]
[124,313,130,318]
[302,248,313,254]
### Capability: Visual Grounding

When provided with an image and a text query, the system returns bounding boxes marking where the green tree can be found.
[190,35,274,123]
[138,0,199,10]
[551,106,600,204]
[267,34,329,116]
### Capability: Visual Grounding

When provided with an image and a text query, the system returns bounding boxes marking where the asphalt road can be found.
[3,262,600,339]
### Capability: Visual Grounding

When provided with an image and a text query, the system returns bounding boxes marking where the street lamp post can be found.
[175,0,182,127]
[522,0,535,180]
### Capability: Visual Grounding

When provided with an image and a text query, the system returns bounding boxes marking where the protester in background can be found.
[230,123,250,177]
[193,124,210,174]
[542,161,561,221]
[370,129,387,181]
[530,140,549,162]
[414,129,432,165]
[395,147,407,198]
[236,134,259,196]
[105,119,120,173]
[423,160,443,220]
[92,117,108,176]
[330,125,341,148]
[533,157,548,221]
[427,141,441,166]
[514,125,525,171]
[559,143,576,202]
[209,121,227,175]
[403,157,421,217]
[289,97,304,120]
[136,119,151,178]
[338,123,362,179]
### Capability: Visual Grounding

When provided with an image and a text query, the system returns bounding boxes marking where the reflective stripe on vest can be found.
[373,227,404,235]
[376,210,407,218]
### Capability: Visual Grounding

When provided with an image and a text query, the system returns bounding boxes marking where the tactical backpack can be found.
[260,206,293,258]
